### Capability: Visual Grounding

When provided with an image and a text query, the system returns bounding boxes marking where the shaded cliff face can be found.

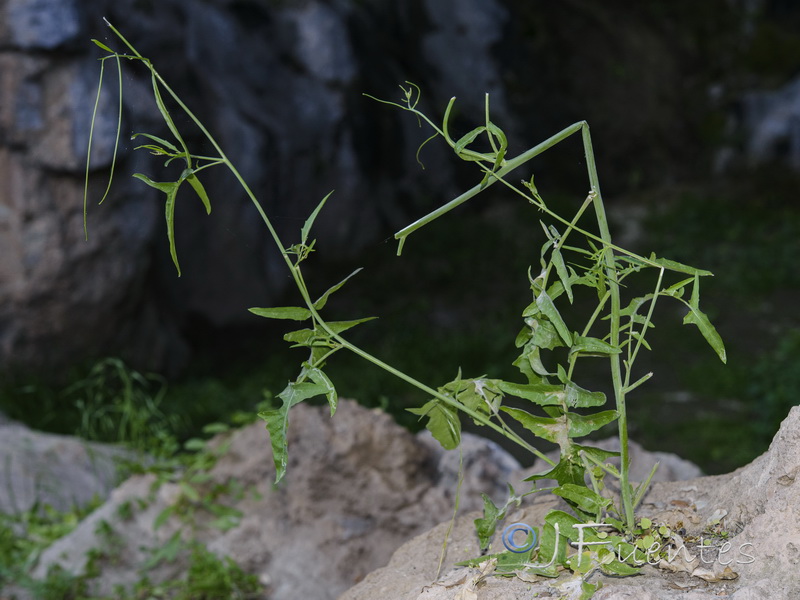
[0,0,790,375]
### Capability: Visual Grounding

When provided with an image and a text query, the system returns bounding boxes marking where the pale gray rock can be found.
[0,418,130,514]
[340,407,800,599]
[740,76,800,169]
[3,0,82,49]
[22,400,524,600]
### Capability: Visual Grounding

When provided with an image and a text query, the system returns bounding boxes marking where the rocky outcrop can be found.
[13,400,520,599]
[6,399,707,600]
[340,407,800,599]
[1,0,765,376]
[0,416,130,514]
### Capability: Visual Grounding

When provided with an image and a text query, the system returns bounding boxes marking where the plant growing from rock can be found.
[86,21,727,593]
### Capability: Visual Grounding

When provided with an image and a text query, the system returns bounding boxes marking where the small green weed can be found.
[0,499,100,598]
[86,22,728,596]
[71,358,180,459]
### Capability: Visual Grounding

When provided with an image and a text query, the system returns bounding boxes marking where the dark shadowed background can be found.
[2,0,799,474]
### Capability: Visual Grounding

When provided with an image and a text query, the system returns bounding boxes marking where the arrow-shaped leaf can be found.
[683,275,727,363]
[497,381,564,406]
[501,407,564,445]
[133,173,183,275]
[408,400,461,450]
[260,379,329,482]
[314,268,364,310]
[567,410,619,437]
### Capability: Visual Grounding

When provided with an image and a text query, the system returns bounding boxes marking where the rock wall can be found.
[0,0,787,375]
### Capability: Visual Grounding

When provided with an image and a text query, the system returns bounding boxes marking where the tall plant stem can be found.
[396,116,636,531]
[101,20,553,468]
[580,125,633,532]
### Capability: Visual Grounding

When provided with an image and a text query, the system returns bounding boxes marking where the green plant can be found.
[0,499,102,598]
[86,22,726,593]
[71,358,181,459]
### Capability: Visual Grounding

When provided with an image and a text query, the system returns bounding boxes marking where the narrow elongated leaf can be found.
[408,400,461,450]
[260,380,329,482]
[92,39,115,53]
[151,72,188,158]
[314,268,364,310]
[662,276,695,298]
[567,410,618,437]
[551,247,574,303]
[525,457,585,487]
[301,191,334,245]
[133,173,182,275]
[497,381,564,406]
[649,254,712,276]
[536,291,573,346]
[683,275,727,363]
[248,306,312,321]
[130,132,179,153]
[474,494,501,550]
[283,328,316,345]
[454,126,486,156]
[283,317,377,346]
[632,461,659,509]
[307,366,337,416]
[575,443,620,463]
[186,172,211,214]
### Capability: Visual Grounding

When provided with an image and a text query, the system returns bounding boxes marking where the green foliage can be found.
[71,358,180,459]
[85,25,727,598]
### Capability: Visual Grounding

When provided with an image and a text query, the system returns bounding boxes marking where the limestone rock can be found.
[0,417,130,514]
[1,0,755,375]
[340,407,800,599]
[21,400,521,600]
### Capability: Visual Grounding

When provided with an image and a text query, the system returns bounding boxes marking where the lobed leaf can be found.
[565,381,606,408]
[497,381,564,406]
[260,378,331,482]
[408,400,461,450]
[501,407,564,445]
[525,456,585,487]
[683,275,727,363]
[553,483,611,515]
[570,335,620,357]
[133,173,182,274]
[567,410,618,437]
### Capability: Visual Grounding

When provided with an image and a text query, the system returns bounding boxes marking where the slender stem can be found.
[395,122,584,249]
[580,124,634,532]
[623,268,664,389]
[104,22,555,467]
